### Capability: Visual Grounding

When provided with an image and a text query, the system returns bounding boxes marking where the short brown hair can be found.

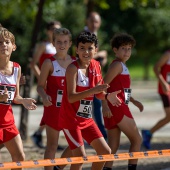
[46,21,62,30]
[53,28,72,42]
[0,27,15,44]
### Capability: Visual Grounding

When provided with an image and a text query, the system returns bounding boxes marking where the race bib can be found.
[0,85,16,104]
[77,100,93,119]
[124,88,131,105]
[166,73,170,84]
[56,90,63,107]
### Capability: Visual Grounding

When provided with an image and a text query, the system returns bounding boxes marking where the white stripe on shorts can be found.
[63,129,81,148]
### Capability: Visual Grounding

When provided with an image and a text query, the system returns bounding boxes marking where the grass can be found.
[128,64,156,80]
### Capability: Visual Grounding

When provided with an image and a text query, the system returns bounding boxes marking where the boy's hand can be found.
[42,95,52,107]
[93,83,110,94]
[22,98,37,110]
[102,103,112,118]
[162,82,170,95]
[107,90,122,107]
[3,88,9,103]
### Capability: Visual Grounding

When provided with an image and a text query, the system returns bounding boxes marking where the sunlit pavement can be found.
[3,80,170,170]
[14,80,170,137]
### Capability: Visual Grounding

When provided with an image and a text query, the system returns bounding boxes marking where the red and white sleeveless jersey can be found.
[107,60,131,105]
[104,60,133,128]
[46,56,76,107]
[39,42,56,67]
[0,62,19,128]
[59,61,101,130]
[158,57,170,94]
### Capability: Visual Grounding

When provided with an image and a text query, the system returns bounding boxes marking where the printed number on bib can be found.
[124,88,131,105]
[56,90,63,107]
[0,85,15,104]
[77,100,93,119]
[166,73,170,84]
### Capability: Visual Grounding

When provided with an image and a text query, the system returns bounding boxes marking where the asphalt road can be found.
[1,80,170,170]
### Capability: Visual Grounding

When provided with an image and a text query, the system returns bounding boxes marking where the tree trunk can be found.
[86,0,95,16]
[19,0,45,140]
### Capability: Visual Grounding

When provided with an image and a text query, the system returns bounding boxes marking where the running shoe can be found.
[31,132,45,149]
[57,145,64,151]
[53,166,61,170]
[141,130,152,149]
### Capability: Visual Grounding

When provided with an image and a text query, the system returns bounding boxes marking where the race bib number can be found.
[77,100,93,119]
[166,73,170,84]
[56,90,63,107]
[124,88,131,105]
[0,85,16,104]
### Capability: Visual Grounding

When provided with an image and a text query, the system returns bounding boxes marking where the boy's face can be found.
[0,37,16,57]
[113,44,132,62]
[76,42,97,62]
[53,35,72,54]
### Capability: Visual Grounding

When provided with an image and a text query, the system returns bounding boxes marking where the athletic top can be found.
[39,42,56,67]
[107,59,131,109]
[104,59,133,128]
[59,59,102,130]
[0,62,19,128]
[158,55,170,94]
[46,56,76,107]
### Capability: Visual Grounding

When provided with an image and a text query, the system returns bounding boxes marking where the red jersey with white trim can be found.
[40,56,76,130]
[59,60,102,130]
[46,56,76,107]
[107,60,131,103]
[104,59,133,129]
[39,42,56,67]
[158,56,170,94]
[0,62,19,128]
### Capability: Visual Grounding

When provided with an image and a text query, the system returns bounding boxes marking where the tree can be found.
[19,0,46,140]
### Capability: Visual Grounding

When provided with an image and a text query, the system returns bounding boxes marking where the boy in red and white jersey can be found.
[59,31,121,170]
[30,21,61,148]
[142,50,170,149]
[0,27,37,170]
[37,28,76,170]
[102,33,143,170]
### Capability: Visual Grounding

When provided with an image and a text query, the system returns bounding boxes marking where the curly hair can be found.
[76,31,98,48]
[110,33,136,49]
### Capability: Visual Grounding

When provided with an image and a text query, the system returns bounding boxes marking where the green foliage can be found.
[0,0,170,79]
[99,0,170,79]
[0,0,39,68]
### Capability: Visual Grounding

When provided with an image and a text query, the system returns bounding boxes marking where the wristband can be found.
[105,93,110,100]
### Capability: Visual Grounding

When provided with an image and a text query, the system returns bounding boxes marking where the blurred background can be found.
[1,0,170,80]
[1,1,170,169]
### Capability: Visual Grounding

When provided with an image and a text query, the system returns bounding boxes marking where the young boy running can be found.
[0,27,37,170]
[102,33,143,170]
[37,28,75,170]
[142,49,170,149]
[59,31,121,170]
